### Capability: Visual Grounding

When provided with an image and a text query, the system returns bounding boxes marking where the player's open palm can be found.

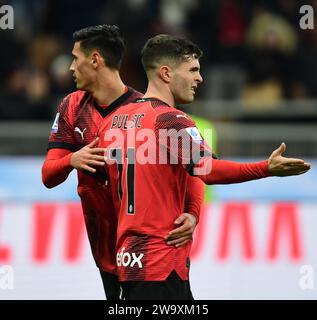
[70,137,105,173]
[268,143,311,176]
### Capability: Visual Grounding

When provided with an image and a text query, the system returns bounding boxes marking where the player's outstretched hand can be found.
[268,143,311,176]
[70,137,105,173]
[165,213,197,247]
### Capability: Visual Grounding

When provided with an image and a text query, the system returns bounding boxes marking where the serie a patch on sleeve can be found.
[185,127,203,142]
[51,113,60,133]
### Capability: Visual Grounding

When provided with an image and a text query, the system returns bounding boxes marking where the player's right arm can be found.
[165,175,204,247]
[42,148,73,188]
[42,93,105,188]
[42,94,75,188]
[42,138,105,188]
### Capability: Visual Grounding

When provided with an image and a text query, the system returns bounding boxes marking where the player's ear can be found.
[91,52,102,68]
[159,65,171,83]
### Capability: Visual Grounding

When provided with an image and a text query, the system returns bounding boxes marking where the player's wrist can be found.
[186,212,198,226]
[68,152,76,168]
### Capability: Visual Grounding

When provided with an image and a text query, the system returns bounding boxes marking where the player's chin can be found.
[186,94,195,103]
[179,95,194,104]
[75,82,83,90]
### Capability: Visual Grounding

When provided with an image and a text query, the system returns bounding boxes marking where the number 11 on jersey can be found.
[111,148,135,214]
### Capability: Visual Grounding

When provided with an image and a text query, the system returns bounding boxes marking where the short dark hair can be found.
[141,34,203,72]
[73,24,125,70]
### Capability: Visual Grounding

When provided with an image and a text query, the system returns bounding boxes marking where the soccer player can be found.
[98,34,310,300]
[41,26,203,300]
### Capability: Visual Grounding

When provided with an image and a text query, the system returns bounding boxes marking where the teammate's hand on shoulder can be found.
[70,137,106,173]
[268,142,311,176]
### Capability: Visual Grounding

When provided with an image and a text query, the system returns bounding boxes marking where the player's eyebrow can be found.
[190,66,200,72]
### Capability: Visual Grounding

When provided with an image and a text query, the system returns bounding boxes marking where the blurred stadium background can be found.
[0,0,316,299]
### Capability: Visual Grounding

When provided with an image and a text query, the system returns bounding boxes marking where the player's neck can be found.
[90,71,126,106]
[143,82,176,107]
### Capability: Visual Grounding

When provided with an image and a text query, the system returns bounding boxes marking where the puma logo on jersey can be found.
[74,127,86,140]
[117,247,144,268]
[176,114,188,119]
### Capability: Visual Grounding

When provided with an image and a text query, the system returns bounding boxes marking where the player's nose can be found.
[69,61,75,72]
[196,73,203,84]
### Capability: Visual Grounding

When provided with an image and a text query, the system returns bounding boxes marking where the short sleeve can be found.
[47,95,76,151]
[154,109,214,173]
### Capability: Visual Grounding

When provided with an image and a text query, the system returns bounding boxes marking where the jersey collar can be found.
[93,87,134,118]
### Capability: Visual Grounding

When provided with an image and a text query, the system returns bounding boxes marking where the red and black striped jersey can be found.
[47,87,142,273]
[98,98,212,281]
[48,88,141,159]
[98,96,270,280]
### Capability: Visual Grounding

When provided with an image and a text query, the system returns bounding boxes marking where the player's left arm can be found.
[165,176,204,247]
[195,143,310,184]
[155,109,310,184]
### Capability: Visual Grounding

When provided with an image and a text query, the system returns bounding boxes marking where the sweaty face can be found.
[69,42,96,91]
[169,58,203,104]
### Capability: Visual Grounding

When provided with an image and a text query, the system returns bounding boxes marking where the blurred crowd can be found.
[0,0,317,120]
